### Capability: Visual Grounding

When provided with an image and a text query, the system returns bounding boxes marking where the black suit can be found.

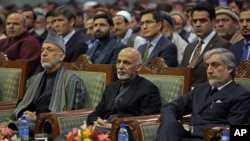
[87,75,162,125]
[64,30,88,62]
[156,81,250,141]
[86,37,127,65]
[229,39,245,67]
[181,34,230,85]
[138,35,178,67]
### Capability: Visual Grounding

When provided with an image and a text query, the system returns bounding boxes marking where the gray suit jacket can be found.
[181,33,230,85]
[138,35,178,67]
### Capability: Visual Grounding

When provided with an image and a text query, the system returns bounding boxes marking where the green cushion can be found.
[235,78,250,92]
[71,71,106,108]
[140,122,160,141]
[0,68,21,101]
[140,74,184,105]
[58,115,88,133]
[0,109,14,121]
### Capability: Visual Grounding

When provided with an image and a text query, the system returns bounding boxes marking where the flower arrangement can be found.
[0,122,17,141]
[65,121,111,141]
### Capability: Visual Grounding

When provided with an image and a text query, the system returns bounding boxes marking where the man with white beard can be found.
[10,30,85,131]
[87,47,162,129]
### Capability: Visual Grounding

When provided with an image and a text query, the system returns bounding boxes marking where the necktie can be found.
[142,43,151,65]
[240,43,249,62]
[206,87,218,99]
[187,40,204,68]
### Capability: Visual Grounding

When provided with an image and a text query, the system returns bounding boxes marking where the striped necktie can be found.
[142,43,151,65]
[187,40,204,68]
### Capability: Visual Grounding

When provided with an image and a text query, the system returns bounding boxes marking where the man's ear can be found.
[59,52,65,61]
[136,64,142,72]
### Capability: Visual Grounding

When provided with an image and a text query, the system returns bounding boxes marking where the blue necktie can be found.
[241,43,249,62]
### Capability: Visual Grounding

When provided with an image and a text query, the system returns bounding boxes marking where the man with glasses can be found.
[229,6,250,67]
[215,6,243,44]
[180,2,230,86]
[138,9,178,67]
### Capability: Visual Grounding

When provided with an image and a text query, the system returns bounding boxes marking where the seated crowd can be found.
[0,0,250,141]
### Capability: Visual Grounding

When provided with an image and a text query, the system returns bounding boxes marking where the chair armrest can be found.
[203,126,229,141]
[45,108,93,140]
[34,112,51,134]
[0,101,17,110]
[110,114,160,141]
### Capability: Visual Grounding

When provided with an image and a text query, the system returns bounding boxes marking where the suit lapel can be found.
[183,41,198,66]
[95,38,115,63]
[197,82,235,114]
[65,32,76,49]
[194,34,218,68]
[146,36,165,65]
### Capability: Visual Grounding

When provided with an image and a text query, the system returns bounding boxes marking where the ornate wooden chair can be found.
[110,57,193,141]
[0,52,28,120]
[34,54,114,140]
[203,60,250,141]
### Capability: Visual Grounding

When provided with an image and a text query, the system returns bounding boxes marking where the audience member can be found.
[156,48,250,141]
[180,2,230,86]
[53,5,88,62]
[86,14,127,65]
[45,10,54,31]
[87,47,162,127]
[170,10,189,42]
[229,6,250,66]
[0,13,41,77]
[84,18,98,49]
[138,9,178,66]
[228,0,243,14]
[30,12,48,43]
[5,30,86,134]
[113,10,138,47]
[215,6,243,44]
[21,8,36,33]
[160,11,188,65]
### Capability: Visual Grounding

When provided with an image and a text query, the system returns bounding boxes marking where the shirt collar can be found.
[63,29,75,44]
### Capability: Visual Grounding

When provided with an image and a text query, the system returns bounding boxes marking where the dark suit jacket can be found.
[159,81,250,139]
[229,39,245,67]
[138,35,178,67]
[87,76,162,125]
[86,37,127,64]
[181,34,230,85]
[64,30,88,62]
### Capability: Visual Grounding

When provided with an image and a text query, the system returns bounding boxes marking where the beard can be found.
[208,73,230,88]
[41,55,60,70]
[117,69,131,80]
[94,30,110,41]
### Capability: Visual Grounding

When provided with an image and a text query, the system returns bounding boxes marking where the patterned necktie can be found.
[142,42,151,65]
[241,43,249,62]
[187,40,204,68]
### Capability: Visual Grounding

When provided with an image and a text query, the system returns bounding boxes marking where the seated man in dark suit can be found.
[87,47,162,128]
[54,47,162,140]
[156,48,250,141]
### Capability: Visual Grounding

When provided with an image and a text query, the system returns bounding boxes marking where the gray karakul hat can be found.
[44,30,66,52]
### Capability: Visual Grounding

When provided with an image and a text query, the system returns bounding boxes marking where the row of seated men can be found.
[0,2,250,141]
[0,2,249,86]
[0,24,250,141]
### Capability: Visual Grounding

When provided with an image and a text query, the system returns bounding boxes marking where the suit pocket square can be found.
[215,100,223,103]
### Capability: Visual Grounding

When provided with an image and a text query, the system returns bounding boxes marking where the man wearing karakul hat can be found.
[6,30,86,134]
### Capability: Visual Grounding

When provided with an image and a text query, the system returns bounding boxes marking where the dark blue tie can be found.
[241,43,249,62]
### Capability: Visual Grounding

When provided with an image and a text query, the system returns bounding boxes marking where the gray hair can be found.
[204,48,236,78]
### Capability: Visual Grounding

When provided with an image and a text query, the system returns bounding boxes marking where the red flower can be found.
[91,131,102,139]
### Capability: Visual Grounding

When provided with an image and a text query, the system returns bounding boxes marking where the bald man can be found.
[0,13,41,77]
[87,47,162,128]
